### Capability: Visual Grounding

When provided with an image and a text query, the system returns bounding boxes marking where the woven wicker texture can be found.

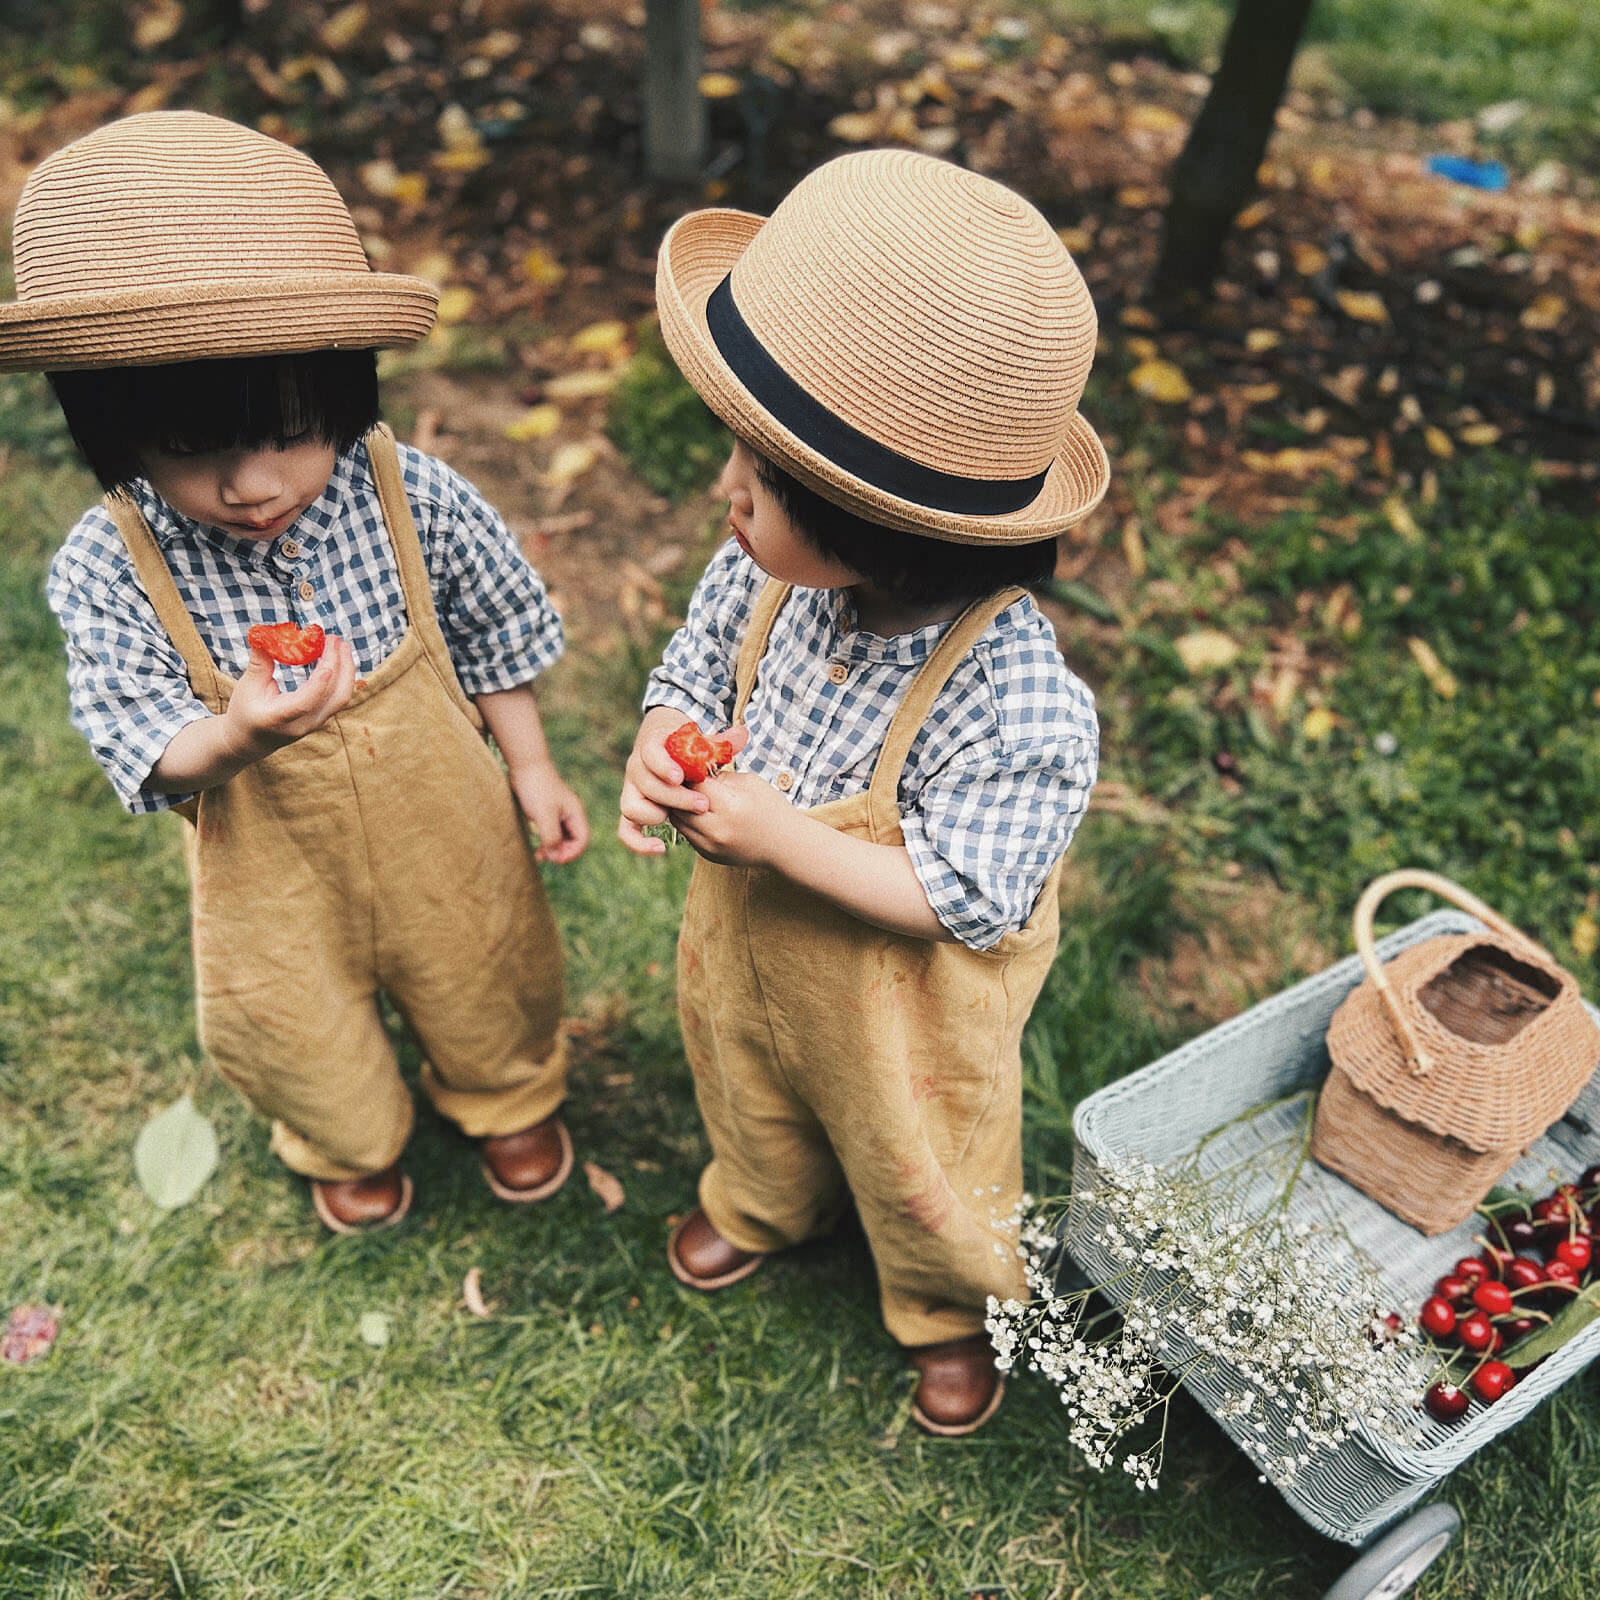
[0,111,437,371]
[656,148,1110,544]
[1068,909,1600,1547]
[1313,872,1598,1232]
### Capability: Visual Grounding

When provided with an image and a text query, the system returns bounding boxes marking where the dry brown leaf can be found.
[1407,637,1457,698]
[570,320,630,357]
[1423,425,1455,460]
[462,1267,492,1318]
[1383,495,1423,543]
[522,247,566,289]
[583,1161,626,1213]
[829,112,884,143]
[545,370,619,401]
[545,443,598,486]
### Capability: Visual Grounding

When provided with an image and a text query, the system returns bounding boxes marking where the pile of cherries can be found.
[1416,1164,1599,1424]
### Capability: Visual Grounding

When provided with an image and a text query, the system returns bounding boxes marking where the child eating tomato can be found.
[5,112,586,1232]
[620,151,1105,1434]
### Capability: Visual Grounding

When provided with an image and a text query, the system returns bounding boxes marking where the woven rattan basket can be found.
[1312,869,1600,1234]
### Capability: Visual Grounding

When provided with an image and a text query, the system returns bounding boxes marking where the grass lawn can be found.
[5,298,1600,1600]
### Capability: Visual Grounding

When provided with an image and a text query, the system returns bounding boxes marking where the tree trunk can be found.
[644,0,707,183]
[1151,0,1316,299]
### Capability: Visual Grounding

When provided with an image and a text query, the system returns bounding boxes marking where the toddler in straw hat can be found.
[620,150,1106,1434]
[6,112,588,1232]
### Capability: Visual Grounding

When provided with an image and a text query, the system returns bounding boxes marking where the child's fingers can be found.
[719,724,750,758]
[632,764,709,813]
[535,793,589,864]
[638,739,687,786]
[621,779,688,828]
[618,814,668,856]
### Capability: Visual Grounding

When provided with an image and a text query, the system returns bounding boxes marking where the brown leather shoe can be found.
[310,1164,413,1235]
[667,1205,766,1290]
[480,1114,574,1203]
[908,1334,1005,1436]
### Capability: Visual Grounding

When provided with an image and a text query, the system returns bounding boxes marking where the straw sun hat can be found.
[0,110,437,372]
[657,149,1109,544]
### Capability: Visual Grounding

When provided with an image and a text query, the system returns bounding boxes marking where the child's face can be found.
[140,436,338,540]
[716,443,862,589]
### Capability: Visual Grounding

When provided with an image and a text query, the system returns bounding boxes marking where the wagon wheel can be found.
[1322,1504,1460,1600]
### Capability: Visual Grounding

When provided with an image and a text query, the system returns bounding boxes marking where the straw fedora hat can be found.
[0,110,438,372]
[656,149,1109,544]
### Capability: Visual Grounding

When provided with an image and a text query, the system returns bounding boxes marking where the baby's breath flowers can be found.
[988,1108,1427,1493]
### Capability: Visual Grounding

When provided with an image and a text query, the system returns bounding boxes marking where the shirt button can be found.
[280,538,301,558]
[297,580,315,602]
[775,771,794,793]
[827,662,849,684]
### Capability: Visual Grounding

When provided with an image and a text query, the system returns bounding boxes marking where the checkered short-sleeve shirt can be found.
[644,539,1098,950]
[46,441,563,815]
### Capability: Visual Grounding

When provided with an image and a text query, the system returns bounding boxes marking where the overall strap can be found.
[732,577,793,722]
[363,423,482,727]
[865,585,1025,841]
[104,491,228,711]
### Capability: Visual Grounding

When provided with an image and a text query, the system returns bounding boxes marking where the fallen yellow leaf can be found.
[435,286,475,325]
[1383,494,1423,543]
[1235,199,1272,230]
[943,44,988,72]
[546,443,598,486]
[1245,327,1281,352]
[1520,292,1566,331]
[1289,241,1327,277]
[1302,706,1337,741]
[1173,629,1240,675]
[1127,103,1185,134]
[133,0,184,50]
[1121,517,1146,580]
[1457,422,1501,447]
[1129,358,1192,405]
[389,172,428,207]
[1573,913,1599,960]
[544,370,619,401]
[410,251,453,286]
[320,1,368,51]
[1125,336,1158,361]
[1406,636,1457,698]
[699,72,741,99]
[828,112,883,143]
[1335,289,1388,325]
[570,319,630,357]
[503,405,562,442]
[522,247,566,289]
[1056,226,1093,255]
[1423,425,1455,459]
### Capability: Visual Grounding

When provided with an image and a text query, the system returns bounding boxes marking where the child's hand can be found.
[509,758,590,864]
[226,634,358,755]
[619,708,748,856]
[669,769,795,869]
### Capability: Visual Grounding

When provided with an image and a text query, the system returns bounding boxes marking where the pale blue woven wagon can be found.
[1064,909,1600,1600]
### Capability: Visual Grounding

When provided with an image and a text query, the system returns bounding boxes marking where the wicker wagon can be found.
[1063,909,1600,1600]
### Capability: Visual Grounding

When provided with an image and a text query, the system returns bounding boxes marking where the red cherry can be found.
[1504,1217,1541,1252]
[1580,1163,1600,1194]
[1434,1273,1473,1306]
[1504,1316,1538,1342]
[1479,1238,1514,1276]
[1423,1381,1470,1421]
[1455,1256,1490,1285]
[1470,1360,1516,1403]
[1472,1281,1514,1316]
[1505,1257,1546,1291]
[1555,1237,1593,1274]
[1488,1326,1506,1354]
[1418,1296,1457,1338]
[1457,1310,1494,1351]
[1545,1259,1581,1290]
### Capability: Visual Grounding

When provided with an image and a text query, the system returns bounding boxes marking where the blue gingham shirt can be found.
[645,539,1098,950]
[46,441,563,815]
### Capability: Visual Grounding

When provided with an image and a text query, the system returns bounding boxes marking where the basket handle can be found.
[1352,869,1560,1077]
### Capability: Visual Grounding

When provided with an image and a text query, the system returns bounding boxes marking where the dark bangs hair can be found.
[48,348,381,492]
[750,452,1058,607]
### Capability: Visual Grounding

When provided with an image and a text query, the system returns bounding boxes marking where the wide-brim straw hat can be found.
[0,110,438,372]
[657,149,1109,544]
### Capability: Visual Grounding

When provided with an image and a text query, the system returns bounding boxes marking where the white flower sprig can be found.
[988,1099,1426,1493]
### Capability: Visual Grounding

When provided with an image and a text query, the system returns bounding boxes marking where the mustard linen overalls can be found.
[105,426,567,1181]
[678,580,1060,1347]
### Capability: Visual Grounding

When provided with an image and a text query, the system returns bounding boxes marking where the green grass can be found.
[1039,0,1600,156]
[6,343,1600,1600]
